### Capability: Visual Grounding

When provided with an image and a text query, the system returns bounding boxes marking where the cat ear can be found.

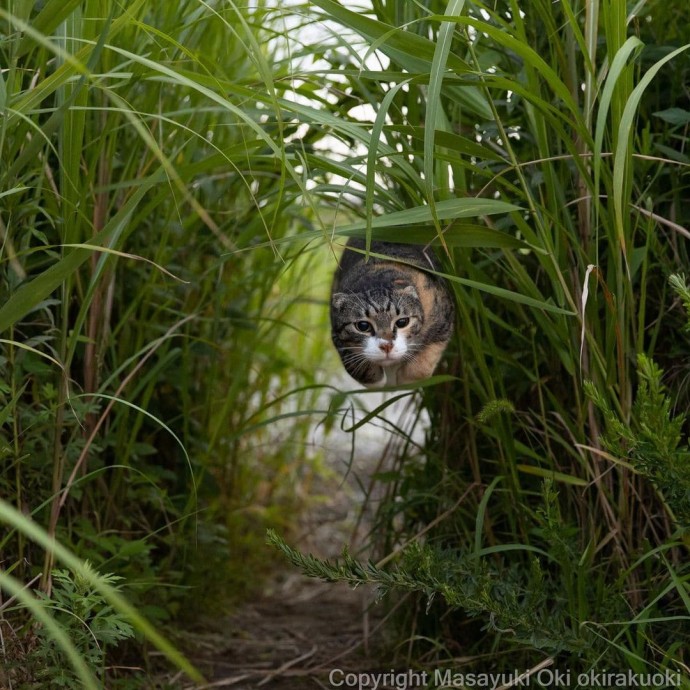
[402,285,419,298]
[332,292,349,309]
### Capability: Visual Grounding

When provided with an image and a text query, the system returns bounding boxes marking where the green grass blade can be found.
[308,0,471,75]
[440,14,582,121]
[425,0,466,239]
[344,197,521,229]
[0,570,99,689]
[516,464,588,486]
[0,498,204,683]
[612,43,690,256]
[365,78,413,252]
[0,167,165,335]
[3,0,148,123]
[16,0,84,56]
[474,475,503,554]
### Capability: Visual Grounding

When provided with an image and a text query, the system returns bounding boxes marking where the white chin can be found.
[372,355,404,367]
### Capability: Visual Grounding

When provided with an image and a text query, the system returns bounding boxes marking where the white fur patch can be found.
[363,334,408,364]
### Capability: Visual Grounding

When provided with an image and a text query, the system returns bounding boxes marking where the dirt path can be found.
[176,387,422,689]
[184,578,384,689]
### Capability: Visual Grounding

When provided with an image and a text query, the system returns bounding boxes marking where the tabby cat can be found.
[330,238,455,387]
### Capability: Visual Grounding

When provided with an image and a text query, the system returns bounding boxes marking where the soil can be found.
[181,578,386,690]
[172,386,421,690]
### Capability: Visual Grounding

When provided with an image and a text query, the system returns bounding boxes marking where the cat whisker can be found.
[341,357,367,369]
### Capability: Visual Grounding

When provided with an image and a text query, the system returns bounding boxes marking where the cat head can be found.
[331,284,424,381]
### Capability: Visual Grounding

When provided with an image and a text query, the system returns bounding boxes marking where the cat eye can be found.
[395,317,410,328]
[354,321,373,333]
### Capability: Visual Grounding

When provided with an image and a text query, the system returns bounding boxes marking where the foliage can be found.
[20,563,134,687]
[267,0,690,682]
[586,349,690,528]
[3,0,690,684]
[269,526,590,654]
[0,0,329,683]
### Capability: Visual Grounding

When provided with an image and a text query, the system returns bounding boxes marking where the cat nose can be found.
[379,341,394,353]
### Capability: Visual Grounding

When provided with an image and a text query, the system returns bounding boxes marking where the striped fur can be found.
[330,238,455,387]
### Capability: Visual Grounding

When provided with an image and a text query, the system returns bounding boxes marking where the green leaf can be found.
[3,0,148,122]
[653,107,690,126]
[339,197,522,231]
[516,465,588,487]
[0,570,99,689]
[0,498,204,683]
[443,270,574,315]
[474,475,503,554]
[234,199,525,253]
[342,224,529,250]
[0,168,166,335]
[365,78,412,252]
[0,383,27,429]
[425,0,468,229]
[16,0,84,56]
[308,0,471,75]
[438,14,582,119]
[613,43,690,254]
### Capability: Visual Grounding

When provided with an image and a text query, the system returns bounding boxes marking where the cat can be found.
[330,238,455,387]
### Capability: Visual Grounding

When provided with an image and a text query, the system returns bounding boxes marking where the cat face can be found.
[331,285,423,384]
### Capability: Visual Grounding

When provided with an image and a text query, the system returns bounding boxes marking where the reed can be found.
[2,0,689,683]
[271,0,690,678]
[1,0,329,683]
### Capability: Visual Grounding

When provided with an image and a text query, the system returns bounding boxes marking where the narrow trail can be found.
[179,386,423,689]
[185,579,381,689]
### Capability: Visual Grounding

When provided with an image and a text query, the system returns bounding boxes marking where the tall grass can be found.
[267,0,690,680]
[3,0,690,684]
[0,0,332,684]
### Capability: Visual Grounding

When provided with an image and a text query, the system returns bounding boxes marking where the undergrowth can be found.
[0,0,331,685]
[268,0,690,684]
[15,563,134,687]
[3,0,690,685]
